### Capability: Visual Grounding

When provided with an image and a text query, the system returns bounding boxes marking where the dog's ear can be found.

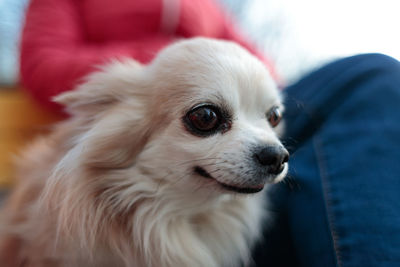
[53,59,144,115]
[53,59,155,170]
[79,104,155,169]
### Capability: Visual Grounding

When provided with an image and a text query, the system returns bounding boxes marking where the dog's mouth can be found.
[194,166,264,194]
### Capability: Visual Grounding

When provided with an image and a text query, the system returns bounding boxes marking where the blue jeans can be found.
[252,54,400,267]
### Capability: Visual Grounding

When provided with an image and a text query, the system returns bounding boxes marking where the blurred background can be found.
[0,0,28,86]
[1,0,400,86]
[0,0,399,186]
[223,0,400,83]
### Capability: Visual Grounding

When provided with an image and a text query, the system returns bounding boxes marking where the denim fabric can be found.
[252,54,400,267]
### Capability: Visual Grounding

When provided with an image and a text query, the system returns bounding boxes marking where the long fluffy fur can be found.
[0,38,286,267]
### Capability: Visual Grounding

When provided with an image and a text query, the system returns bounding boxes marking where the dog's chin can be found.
[217,181,265,194]
[193,166,286,194]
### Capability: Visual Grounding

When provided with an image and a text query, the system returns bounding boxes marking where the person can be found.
[20,0,400,266]
[252,53,400,267]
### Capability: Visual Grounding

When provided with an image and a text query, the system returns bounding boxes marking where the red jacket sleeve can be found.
[20,0,173,112]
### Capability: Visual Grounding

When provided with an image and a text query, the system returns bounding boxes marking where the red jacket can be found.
[20,0,275,112]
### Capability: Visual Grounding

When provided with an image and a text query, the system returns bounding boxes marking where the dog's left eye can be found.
[266,106,282,128]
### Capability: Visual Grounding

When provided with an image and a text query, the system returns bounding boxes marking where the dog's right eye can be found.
[184,105,229,136]
[188,106,219,131]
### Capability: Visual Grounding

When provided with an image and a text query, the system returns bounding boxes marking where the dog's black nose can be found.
[254,146,289,174]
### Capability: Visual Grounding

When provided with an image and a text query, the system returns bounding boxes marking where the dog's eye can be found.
[266,106,282,127]
[187,106,219,132]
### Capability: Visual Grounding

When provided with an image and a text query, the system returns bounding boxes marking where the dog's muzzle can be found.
[193,145,289,194]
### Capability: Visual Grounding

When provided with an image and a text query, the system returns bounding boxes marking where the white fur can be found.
[0,38,287,267]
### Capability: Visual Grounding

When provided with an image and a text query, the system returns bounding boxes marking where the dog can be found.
[0,38,288,267]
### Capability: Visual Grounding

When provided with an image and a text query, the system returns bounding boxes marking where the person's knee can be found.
[344,53,400,101]
[353,53,400,75]
[350,54,400,112]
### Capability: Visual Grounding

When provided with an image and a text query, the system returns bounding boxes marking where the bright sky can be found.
[241,0,400,81]
[286,0,400,59]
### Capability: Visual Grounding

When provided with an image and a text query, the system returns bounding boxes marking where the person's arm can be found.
[20,0,173,112]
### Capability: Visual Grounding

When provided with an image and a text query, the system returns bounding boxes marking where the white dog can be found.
[0,38,288,267]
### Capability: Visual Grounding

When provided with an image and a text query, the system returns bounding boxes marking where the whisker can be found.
[176,157,222,166]
[199,161,227,168]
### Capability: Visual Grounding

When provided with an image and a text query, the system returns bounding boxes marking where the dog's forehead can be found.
[150,39,281,115]
[188,56,280,113]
